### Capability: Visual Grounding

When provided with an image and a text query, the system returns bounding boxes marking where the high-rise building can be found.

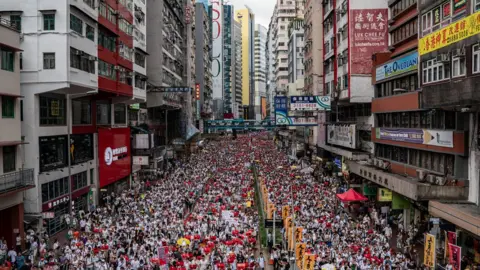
[223,5,235,119]
[266,17,276,119]
[287,19,304,85]
[194,3,213,122]
[236,7,255,119]
[233,20,243,119]
[0,19,32,249]
[0,0,146,236]
[254,24,267,121]
[209,0,224,119]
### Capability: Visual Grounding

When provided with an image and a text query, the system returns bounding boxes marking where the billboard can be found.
[261,97,267,119]
[327,124,358,149]
[274,96,317,126]
[350,9,389,74]
[375,128,453,148]
[98,128,131,188]
[375,52,418,82]
[211,0,224,100]
[290,96,331,111]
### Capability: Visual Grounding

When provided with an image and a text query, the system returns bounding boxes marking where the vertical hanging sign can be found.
[211,0,224,100]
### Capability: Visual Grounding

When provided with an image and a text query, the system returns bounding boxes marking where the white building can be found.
[254,24,267,120]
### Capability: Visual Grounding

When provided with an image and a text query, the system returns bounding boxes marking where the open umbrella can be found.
[177,238,191,246]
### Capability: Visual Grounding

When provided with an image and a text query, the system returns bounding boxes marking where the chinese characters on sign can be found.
[419,10,480,55]
[290,96,331,111]
[195,84,200,100]
[350,9,388,74]
[424,234,436,268]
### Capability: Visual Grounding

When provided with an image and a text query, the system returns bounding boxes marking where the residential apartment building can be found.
[287,19,304,85]
[236,7,255,119]
[266,18,276,119]
[254,24,267,120]
[320,0,388,163]
[233,20,243,118]
[223,5,235,119]
[0,0,145,236]
[0,18,33,249]
[194,3,213,123]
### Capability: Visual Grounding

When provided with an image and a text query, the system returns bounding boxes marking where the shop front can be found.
[98,128,132,198]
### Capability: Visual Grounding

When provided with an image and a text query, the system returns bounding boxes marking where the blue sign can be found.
[375,52,418,82]
[274,96,317,126]
[334,157,341,168]
[290,96,331,111]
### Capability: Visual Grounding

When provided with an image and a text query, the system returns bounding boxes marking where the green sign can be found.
[392,192,411,209]
[129,103,140,110]
[363,185,377,196]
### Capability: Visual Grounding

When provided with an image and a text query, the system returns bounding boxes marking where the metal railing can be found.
[0,168,35,194]
[0,17,19,32]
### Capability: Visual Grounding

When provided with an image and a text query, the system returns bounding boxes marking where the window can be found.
[70,48,95,73]
[86,24,95,41]
[472,44,480,75]
[71,134,93,165]
[119,19,133,35]
[392,18,417,44]
[20,100,23,121]
[107,7,117,25]
[452,56,465,78]
[3,146,16,173]
[39,135,67,172]
[41,177,69,202]
[476,0,480,12]
[43,13,55,30]
[422,58,449,84]
[98,30,116,52]
[96,101,111,125]
[72,99,91,125]
[43,53,55,69]
[421,10,432,34]
[70,14,83,34]
[135,75,146,89]
[114,103,126,124]
[118,68,132,85]
[84,0,95,9]
[99,2,107,17]
[72,171,88,191]
[10,15,21,31]
[39,95,66,125]
[19,53,22,70]
[343,74,348,89]
[2,97,15,118]
[1,47,14,72]
[98,60,116,80]
[119,43,133,60]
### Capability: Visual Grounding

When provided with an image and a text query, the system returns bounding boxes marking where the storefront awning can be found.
[429,201,480,237]
[319,144,369,161]
[347,160,469,201]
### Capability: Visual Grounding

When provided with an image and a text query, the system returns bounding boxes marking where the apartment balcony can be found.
[0,168,35,196]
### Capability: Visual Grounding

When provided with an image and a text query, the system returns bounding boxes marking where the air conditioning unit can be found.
[426,174,436,184]
[436,176,447,185]
[416,169,427,181]
[114,66,120,70]
[436,53,450,62]
[452,48,465,57]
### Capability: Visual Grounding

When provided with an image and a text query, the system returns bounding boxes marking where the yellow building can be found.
[235,8,255,117]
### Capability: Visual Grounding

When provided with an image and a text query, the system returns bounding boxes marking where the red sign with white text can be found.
[98,127,131,188]
[349,9,389,74]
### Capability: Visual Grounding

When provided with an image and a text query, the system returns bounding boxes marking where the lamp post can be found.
[66,91,97,217]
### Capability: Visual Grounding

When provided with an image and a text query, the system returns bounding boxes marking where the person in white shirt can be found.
[257,253,265,270]
[7,248,16,264]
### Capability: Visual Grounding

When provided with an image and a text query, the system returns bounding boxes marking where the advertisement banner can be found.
[275,96,317,126]
[290,96,331,111]
[211,0,224,99]
[375,52,418,82]
[98,128,131,188]
[282,205,290,220]
[302,254,316,270]
[445,231,457,258]
[424,233,436,268]
[419,10,480,55]
[392,193,411,209]
[295,243,306,269]
[376,128,454,148]
[327,124,357,149]
[377,188,393,202]
[349,9,388,74]
[448,243,461,270]
[133,156,149,165]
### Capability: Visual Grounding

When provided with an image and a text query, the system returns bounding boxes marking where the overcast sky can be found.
[227,0,275,28]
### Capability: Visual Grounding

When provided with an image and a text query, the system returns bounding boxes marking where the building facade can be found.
[0,18,32,249]
[223,5,235,119]
[233,20,243,119]
[254,24,267,121]
[266,17,276,120]
[236,7,255,119]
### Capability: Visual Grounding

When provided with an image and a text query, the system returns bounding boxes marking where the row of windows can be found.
[391,0,416,18]
[376,144,454,175]
[70,14,95,41]
[70,48,96,74]
[391,18,417,45]
[98,29,116,52]
[420,0,470,36]
[376,110,458,130]
[98,60,116,80]
[1,47,15,72]
[2,146,16,173]
[376,74,418,98]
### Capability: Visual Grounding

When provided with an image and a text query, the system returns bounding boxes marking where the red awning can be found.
[336,188,368,202]
[0,92,23,98]
[0,141,26,146]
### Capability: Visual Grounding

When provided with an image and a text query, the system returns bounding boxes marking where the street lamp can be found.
[66,90,97,217]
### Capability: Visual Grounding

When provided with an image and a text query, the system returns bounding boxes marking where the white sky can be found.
[226,0,275,27]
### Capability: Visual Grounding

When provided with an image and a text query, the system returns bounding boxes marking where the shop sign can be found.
[98,128,131,188]
[375,52,418,82]
[363,185,377,196]
[424,233,436,268]
[452,0,466,17]
[419,10,479,55]
[289,96,331,111]
[133,156,149,165]
[377,188,392,202]
[327,124,357,149]
[42,212,55,219]
[448,243,461,270]
[129,103,140,110]
[43,195,70,211]
[376,128,453,148]
[392,193,411,209]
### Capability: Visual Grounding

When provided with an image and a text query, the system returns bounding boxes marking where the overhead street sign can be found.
[148,87,193,93]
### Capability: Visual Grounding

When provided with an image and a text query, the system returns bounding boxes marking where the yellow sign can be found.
[303,254,316,270]
[295,227,303,243]
[267,204,276,219]
[377,188,393,202]
[424,233,436,268]
[246,201,251,208]
[282,205,290,220]
[419,11,480,55]
[295,243,306,269]
[284,216,293,230]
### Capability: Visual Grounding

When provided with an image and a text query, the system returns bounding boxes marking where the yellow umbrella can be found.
[177,238,191,246]
[291,166,298,170]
